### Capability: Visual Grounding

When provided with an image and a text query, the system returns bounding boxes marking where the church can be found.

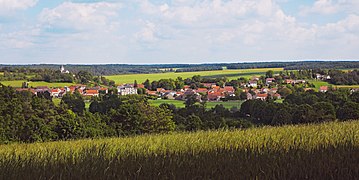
[60,65,70,74]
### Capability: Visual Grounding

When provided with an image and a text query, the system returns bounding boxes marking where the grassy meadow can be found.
[0,120,358,179]
[0,81,76,88]
[105,68,284,84]
[309,80,359,90]
[149,99,243,109]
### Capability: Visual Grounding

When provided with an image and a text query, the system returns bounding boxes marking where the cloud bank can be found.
[0,0,358,64]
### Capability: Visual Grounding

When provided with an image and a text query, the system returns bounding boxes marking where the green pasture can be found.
[309,80,359,90]
[0,81,76,88]
[105,68,284,84]
[149,99,244,109]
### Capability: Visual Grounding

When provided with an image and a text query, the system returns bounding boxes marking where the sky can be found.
[0,0,358,64]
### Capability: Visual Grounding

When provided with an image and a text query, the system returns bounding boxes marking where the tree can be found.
[278,87,292,97]
[292,104,315,124]
[185,114,203,131]
[54,109,83,140]
[134,80,138,88]
[312,102,336,122]
[185,94,199,108]
[337,101,359,120]
[349,91,359,103]
[107,102,175,136]
[271,109,292,125]
[144,79,151,89]
[61,91,85,114]
[77,71,93,84]
[266,70,274,78]
[239,92,248,100]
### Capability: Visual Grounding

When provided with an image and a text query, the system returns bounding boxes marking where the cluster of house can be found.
[14,73,351,102]
[16,85,109,98]
[145,83,236,101]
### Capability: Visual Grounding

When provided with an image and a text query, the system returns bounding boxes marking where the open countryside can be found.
[1,63,359,179]
[105,68,284,84]
[0,68,282,88]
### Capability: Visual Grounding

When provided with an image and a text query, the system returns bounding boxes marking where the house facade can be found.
[118,84,137,95]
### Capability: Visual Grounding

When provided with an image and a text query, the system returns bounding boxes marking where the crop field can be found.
[0,121,358,179]
[105,68,284,84]
[149,99,243,109]
[0,81,76,88]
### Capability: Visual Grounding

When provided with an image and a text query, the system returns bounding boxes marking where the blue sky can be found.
[0,0,358,64]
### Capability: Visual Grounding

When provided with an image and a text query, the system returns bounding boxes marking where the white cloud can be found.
[39,2,122,31]
[135,20,158,43]
[1,0,359,63]
[0,0,37,12]
[300,0,338,15]
[0,27,40,48]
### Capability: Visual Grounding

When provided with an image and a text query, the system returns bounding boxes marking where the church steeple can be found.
[60,65,65,73]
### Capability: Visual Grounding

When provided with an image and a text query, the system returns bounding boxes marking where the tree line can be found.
[328,69,359,85]
[1,61,358,76]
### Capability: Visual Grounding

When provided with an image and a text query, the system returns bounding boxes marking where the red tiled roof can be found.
[86,90,98,94]
[320,86,328,91]
[157,88,165,92]
[196,88,208,93]
[51,89,61,93]
[257,94,268,98]
[147,91,157,95]
[224,86,235,92]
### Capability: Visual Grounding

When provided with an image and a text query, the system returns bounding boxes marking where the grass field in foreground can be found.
[105,68,284,84]
[0,81,76,88]
[149,99,243,109]
[0,121,358,179]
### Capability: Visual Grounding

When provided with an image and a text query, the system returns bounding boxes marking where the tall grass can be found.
[0,121,358,179]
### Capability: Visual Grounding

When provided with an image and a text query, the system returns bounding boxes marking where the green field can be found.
[0,81,76,88]
[105,68,284,84]
[336,85,359,89]
[309,80,359,90]
[149,99,243,109]
[0,121,358,179]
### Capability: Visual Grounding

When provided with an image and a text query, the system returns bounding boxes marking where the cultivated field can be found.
[0,121,358,179]
[149,99,243,109]
[0,81,76,88]
[105,68,284,84]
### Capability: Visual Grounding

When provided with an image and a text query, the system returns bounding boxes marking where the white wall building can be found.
[118,84,137,95]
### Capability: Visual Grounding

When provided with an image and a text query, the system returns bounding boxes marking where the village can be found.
[13,74,340,103]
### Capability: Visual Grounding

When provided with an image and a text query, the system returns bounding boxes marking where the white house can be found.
[118,84,137,95]
[248,80,258,88]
